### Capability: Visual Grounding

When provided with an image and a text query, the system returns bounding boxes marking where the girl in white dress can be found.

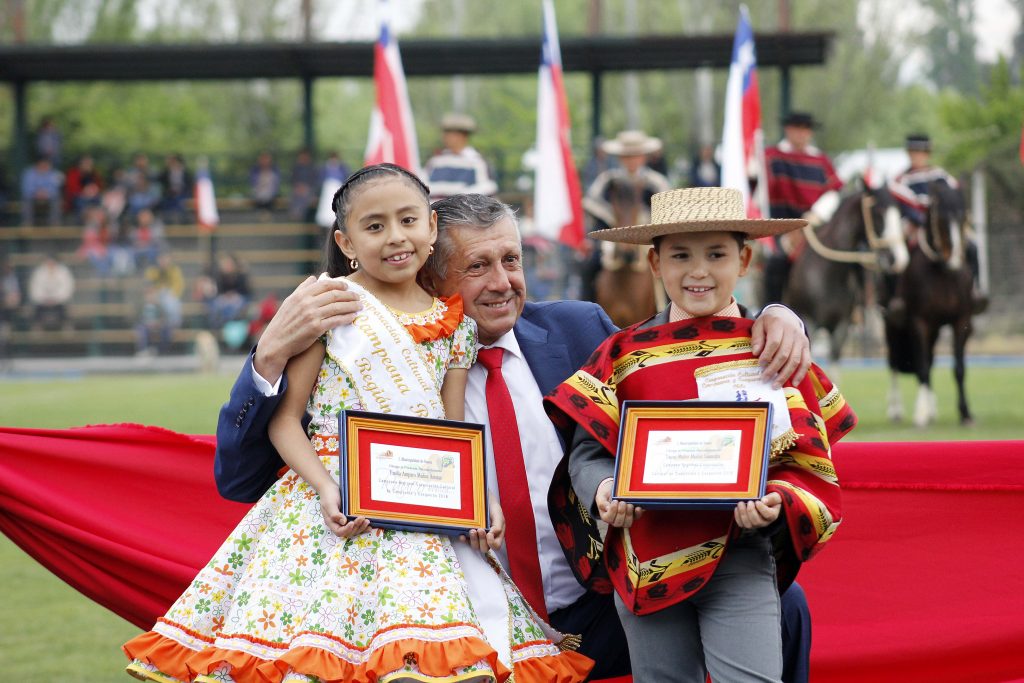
[123,164,591,683]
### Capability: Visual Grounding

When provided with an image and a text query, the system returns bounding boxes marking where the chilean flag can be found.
[194,164,219,233]
[533,0,584,249]
[721,5,767,219]
[364,3,420,174]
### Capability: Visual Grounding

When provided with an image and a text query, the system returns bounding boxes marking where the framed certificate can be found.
[339,410,488,535]
[612,400,773,509]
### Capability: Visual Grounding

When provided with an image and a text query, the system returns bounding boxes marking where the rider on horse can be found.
[581,130,671,303]
[887,133,987,315]
[762,112,843,306]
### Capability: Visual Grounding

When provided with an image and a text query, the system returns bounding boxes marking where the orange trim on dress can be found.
[399,294,465,344]
[125,627,592,683]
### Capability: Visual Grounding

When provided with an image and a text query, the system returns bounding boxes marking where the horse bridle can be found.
[917,199,965,264]
[801,194,895,269]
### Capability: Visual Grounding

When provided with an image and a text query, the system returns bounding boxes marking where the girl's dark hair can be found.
[322,163,431,277]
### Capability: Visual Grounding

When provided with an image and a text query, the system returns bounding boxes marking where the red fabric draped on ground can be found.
[1,426,1023,680]
[0,424,250,630]
[799,439,1024,683]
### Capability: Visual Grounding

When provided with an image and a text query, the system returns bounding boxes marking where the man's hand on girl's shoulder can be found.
[254,276,363,384]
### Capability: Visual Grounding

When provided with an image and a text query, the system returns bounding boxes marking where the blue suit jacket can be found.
[213,300,618,504]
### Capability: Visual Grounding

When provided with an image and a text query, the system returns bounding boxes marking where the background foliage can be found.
[2,0,1023,185]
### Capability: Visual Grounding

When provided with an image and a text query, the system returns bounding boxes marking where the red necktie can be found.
[476,346,549,621]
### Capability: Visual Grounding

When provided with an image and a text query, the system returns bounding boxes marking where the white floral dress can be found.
[124,290,591,683]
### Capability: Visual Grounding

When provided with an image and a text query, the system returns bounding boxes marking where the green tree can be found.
[918,0,982,94]
[940,58,1024,192]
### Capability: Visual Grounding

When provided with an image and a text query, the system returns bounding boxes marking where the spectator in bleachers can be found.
[144,251,184,341]
[249,151,280,214]
[322,151,351,183]
[135,285,170,356]
[20,156,63,227]
[313,151,352,228]
[64,154,104,222]
[102,170,128,225]
[122,153,154,190]
[158,153,192,224]
[127,176,159,220]
[136,250,184,355]
[131,208,167,267]
[35,117,63,167]
[246,291,280,347]
[197,252,251,330]
[28,254,74,331]
[287,148,319,222]
[77,206,113,276]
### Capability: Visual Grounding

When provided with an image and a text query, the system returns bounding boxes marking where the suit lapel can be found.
[514,315,572,397]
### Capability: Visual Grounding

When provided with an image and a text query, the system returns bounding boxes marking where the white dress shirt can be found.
[466,330,586,613]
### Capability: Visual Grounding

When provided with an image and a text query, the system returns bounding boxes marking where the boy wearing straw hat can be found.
[546,187,856,682]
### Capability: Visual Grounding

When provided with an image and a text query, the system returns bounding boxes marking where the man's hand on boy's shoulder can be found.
[751,305,810,389]
[253,276,362,385]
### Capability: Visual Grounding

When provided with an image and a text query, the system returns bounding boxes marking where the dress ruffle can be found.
[125,626,590,682]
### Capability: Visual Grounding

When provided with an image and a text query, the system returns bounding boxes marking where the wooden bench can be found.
[8,248,321,268]
[0,222,321,242]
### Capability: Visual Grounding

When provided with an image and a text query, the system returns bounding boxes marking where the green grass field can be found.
[1,363,1022,680]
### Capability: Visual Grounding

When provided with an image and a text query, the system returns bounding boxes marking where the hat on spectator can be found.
[781,111,818,129]
[589,187,807,244]
[441,113,477,134]
[601,130,663,156]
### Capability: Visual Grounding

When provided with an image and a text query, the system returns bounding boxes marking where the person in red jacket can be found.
[762,112,842,306]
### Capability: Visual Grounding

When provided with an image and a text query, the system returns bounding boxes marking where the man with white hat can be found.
[422,112,498,199]
[581,130,672,303]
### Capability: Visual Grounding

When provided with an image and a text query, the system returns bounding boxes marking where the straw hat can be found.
[601,130,662,156]
[441,112,477,133]
[590,187,807,244]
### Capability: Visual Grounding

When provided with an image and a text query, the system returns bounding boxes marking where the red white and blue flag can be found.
[533,0,584,249]
[721,5,767,218]
[194,164,219,232]
[364,3,420,174]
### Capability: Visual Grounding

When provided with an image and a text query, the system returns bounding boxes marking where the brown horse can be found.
[784,182,908,368]
[883,181,974,426]
[593,176,660,328]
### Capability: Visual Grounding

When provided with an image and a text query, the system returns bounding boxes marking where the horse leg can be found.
[825,321,849,382]
[952,316,973,425]
[911,319,936,428]
[887,371,904,422]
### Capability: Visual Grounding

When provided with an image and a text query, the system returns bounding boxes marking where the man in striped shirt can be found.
[422,113,498,200]
[762,112,842,305]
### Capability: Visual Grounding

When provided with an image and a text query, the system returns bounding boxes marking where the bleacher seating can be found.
[1,207,326,357]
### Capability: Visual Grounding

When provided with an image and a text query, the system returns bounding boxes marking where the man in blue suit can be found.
[214,193,813,681]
